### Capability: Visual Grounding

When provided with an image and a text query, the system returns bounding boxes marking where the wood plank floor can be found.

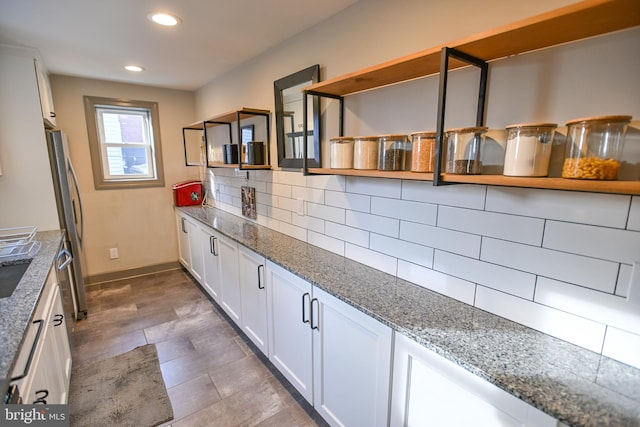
[70,268,326,426]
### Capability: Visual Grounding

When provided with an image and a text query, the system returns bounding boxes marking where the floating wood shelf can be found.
[185,108,271,129]
[308,168,640,195]
[305,0,640,96]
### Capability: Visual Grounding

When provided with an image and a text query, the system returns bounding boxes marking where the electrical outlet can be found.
[296,197,304,216]
[109,247,119,259]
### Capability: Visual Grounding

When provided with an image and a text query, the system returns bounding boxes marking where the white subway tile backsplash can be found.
[400,221,481,259]
[325,222,370,247]
[543,221,640,264]
[371,197,437,225]
[485,187,630,228]
[277,196,297,213]
[276,170,307,186]
[345,243,398,275]
[397,260,476,305]
[602,327,640,369]
[370,234,434,268]
[291,214,324,234]
[481,238,619,293]
[346,176,402,198]
[437,206,544,246]
[308,231,345,256]
[628,196,640,231]
[401,181,486,209]
[278,222,308,242]
[307,202,346,224]
[269,182,293,198]
[535,277,640,336]
[346,210,399,238]
[325,190,371,213]
[270,206,292,224]
[307,174,346,192]
[292,186,325,205]
[475,286,607,353]
[434,251,536,299]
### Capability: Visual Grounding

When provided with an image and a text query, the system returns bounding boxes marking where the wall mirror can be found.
[274,64,320,169]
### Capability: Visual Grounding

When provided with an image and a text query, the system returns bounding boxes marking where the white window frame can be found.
[84,96,165,189]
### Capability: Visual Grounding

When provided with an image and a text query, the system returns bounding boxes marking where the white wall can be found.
[195,0,640,368]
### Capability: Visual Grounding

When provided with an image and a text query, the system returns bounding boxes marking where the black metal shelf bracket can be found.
[203,121,232,168]
[433,47,489,186]
[302,89,344,175]
[235,110,271,170]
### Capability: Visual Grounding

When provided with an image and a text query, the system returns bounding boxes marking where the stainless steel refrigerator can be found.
[46,129,88,321]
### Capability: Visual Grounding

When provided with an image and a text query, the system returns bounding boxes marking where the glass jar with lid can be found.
[503,123,557,177]
[444,127,487,174]
[353,136,378,170]
[410,131,437,173]
[330,137,354,169]
[561,115,632,180]
[377,134,411,171]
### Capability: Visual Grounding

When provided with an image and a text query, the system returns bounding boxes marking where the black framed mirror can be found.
[274,64,320,169]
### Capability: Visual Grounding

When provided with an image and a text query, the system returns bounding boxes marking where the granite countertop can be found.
[179,205,640,427]
[0,230,63,397]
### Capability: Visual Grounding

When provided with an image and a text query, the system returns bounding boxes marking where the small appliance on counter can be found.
[172,181,203,206]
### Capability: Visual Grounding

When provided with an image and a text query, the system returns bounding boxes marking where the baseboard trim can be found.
[85,261,181,286]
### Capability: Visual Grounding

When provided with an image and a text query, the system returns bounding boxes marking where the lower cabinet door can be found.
[266,261,313,403]
[217,234,241,326]
[200,226,222,302]
[312,286,392,427]
[390,333,559,427]
[176,213,191,269]
[238,245,269,355]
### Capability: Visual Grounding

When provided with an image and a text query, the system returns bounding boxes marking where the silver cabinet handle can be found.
[210,236,218,256]
[56,248,72,271]
[181,217,187,233]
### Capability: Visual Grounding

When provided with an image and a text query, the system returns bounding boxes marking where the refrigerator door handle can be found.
[56,248,73,271]
[67,160,84,246]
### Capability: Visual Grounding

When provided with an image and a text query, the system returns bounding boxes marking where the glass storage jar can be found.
[410,131,437,173]
[561,115,632,180]
[444,127,487,174]
[503,123,556,177]
[353,136,378,170]
[330,137,354,169]
[377,134,411,171]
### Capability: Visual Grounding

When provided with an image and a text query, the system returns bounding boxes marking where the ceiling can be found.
[0,0,358,91]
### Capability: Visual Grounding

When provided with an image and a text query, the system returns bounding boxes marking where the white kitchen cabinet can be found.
[390,333,559,427]
[266,261,392,426]
[34,57,56,127]
[216,232,241,326]
[187,220,204,284]
[266,261,314,401]
[11,266,71,405]
[200,225,222,302]
[176,213,191,270]
[238,245,269,355]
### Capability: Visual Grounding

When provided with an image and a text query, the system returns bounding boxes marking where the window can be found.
[84,96,165,189]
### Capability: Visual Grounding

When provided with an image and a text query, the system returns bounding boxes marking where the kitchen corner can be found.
[0,230,63,400]
[178,204,640,427]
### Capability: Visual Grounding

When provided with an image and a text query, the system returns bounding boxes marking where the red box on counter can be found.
[172,180,203,206]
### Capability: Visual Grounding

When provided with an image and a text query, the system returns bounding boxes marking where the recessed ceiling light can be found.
[124,65,144,72]
[148,12,181,26]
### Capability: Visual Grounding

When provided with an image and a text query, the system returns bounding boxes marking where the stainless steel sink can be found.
[0,261,31,299]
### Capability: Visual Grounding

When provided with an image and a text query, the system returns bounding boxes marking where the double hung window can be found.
[84,96,164,189]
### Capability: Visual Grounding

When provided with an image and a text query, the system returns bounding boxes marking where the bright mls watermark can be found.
[2,405,69,426]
